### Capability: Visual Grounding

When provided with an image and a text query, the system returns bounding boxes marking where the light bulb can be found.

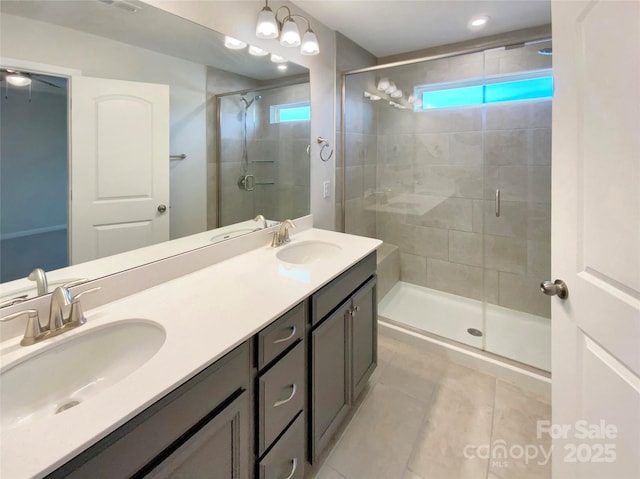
[277,64,288,71]
[300,28,319,55]
[224,36,247,50]
[280,18,301,47]
[256,6,279,39]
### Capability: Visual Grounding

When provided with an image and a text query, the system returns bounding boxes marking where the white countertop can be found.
[0,228,381,478]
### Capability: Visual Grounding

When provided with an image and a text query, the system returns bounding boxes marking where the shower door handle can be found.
[540,280,569,299]
[495,189,501,217]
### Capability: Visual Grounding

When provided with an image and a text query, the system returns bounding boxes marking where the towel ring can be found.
[316,136,334,162]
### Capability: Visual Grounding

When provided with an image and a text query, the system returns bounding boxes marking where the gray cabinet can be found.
[310,253,377,463]
[255,302,307,478]
[144,392,249,479]
[47,343,251,479]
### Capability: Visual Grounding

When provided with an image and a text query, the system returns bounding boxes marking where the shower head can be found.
[240,94,262,110]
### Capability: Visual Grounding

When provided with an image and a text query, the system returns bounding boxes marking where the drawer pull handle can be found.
[283,458,297,479]
[273,384,297,408]
[273,326,297,344]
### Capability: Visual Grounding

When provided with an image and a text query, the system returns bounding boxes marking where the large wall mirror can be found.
[0,0,310,306]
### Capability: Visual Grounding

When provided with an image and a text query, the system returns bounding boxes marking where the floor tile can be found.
[378,342,448,405]
[312,464,347,479]
[407,376,494,479]
[489,380,552,479]
[327,383,428,479]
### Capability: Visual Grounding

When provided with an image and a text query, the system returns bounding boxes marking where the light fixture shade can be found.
[384,82,397,95]
[390,89,403,98]
[256,6,279,39]
[6,73,31,87]
[300,29,319,55]
[270,54,287,63]
[377,78,390,91]
[224,36,247,50]
[280,18,301,47]
[249,45,269,56]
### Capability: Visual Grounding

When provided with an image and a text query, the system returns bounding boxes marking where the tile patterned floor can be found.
[307,329,551,479]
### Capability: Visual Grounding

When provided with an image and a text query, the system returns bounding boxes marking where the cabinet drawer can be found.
[258,342,305,455]
[311,252,376,325]
[258,302,305,370]
[258,413,305,479]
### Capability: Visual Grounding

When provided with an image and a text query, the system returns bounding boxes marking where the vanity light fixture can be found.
[364,91,381,101]
[249,45,269,56]
[377,78,390,91]
[384,82,398,95]
[224,36,247,50]
[270,54,287,63]
[255,1,320,56]
[6,72,32,87]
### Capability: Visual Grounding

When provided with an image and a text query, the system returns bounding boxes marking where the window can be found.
[418,70,553,110]
[270,101,311,123]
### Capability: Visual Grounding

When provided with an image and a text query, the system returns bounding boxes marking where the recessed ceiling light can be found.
[469,15,489,29]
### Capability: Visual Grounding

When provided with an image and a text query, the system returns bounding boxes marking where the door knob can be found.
[157,204,167,213]
[540,279,569,299]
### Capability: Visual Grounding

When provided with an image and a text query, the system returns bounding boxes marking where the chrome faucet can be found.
[28,268,48,295]
[254,214,268,229]
[271,219,296,247]
[0,284,100,346]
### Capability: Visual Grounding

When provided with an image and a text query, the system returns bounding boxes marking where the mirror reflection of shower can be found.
[237,94,262,192]
[217,81,311,228]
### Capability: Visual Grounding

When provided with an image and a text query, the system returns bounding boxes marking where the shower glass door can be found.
[344,40,552,371]
[481,41,552,371]
[346,52,487,349]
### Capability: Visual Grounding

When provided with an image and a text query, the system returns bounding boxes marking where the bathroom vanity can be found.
[0,225,380,479]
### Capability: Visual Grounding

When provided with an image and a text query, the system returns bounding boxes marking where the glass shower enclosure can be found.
[342,41,552,371]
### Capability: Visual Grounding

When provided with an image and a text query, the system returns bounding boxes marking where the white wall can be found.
[144,0,337,229]
[0,13,208,240]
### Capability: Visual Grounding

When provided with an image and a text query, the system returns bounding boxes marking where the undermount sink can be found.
[0,319,166,429]
[276,240,342,264]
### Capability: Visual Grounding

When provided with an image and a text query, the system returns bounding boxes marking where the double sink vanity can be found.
[0,218,381,478]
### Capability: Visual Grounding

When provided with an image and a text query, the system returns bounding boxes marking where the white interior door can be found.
[71,76,170,264]
[552,2,640,478]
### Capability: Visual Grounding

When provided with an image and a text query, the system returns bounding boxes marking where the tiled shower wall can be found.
[345,44,552,318]
[218,82,310,226]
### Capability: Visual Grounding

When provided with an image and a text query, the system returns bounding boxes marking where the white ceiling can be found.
[291,0,551,58]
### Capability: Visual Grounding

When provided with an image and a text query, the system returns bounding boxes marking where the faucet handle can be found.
[68,287,101,325]
[0,309,43,346]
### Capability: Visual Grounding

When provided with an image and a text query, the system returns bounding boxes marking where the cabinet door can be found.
[350,276,377,401]
[142,392,249,479]
[311,302,350,463]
